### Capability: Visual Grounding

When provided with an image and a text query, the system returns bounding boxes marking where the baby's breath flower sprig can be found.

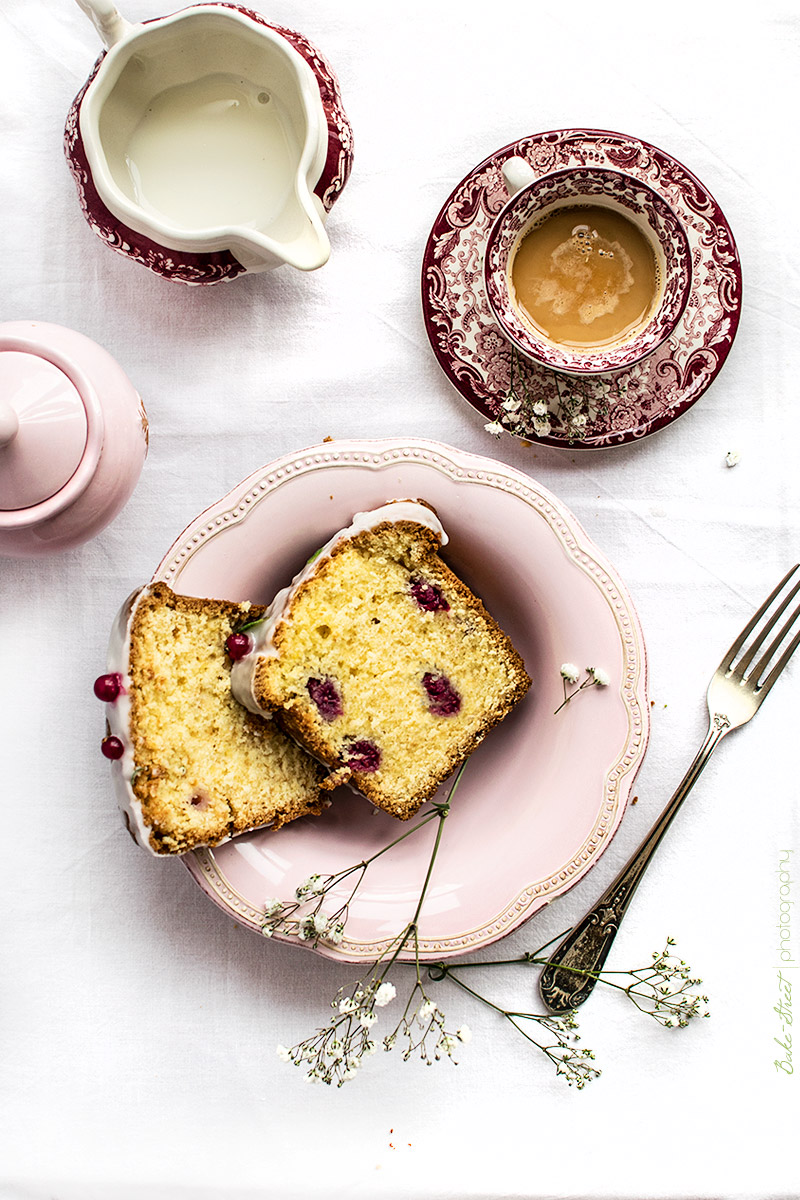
[554,663,609,714]
[484,347,553,441]
[429,962,599,1088]
[381,926,469,1066]
[261,797,452,948]
[429,934,709,1086]
[384,987,472,1065]
[275,765,471,1084]
[519,936,710,1029]
[611,937,711,1028]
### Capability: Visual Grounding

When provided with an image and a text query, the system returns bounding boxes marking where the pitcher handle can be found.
[74,0,132,48]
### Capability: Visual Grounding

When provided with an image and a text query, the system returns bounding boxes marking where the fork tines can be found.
[723,564,800,694]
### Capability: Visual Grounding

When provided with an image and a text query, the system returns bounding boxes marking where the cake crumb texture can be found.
[129,584,324,854]
[253,518,531,819]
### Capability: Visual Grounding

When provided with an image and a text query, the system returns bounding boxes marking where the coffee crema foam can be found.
[510,205,661,350]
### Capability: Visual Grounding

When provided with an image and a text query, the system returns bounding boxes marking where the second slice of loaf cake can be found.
[231,501,531,819]
[99,583,326,854]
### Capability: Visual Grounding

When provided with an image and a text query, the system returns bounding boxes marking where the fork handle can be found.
[538,716,729,1014]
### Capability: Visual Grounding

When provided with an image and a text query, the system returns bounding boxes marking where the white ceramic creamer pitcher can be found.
[65,1,353,283]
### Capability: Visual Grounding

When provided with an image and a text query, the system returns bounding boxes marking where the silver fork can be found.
[539,564,800,1015]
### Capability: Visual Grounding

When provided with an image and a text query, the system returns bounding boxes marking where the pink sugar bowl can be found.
[0,321,147,557]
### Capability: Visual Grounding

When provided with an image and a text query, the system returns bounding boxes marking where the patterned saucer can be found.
[421,129,742,449]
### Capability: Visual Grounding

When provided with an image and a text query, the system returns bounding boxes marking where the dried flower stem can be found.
[437,963,599,1087]
[262,800,450,947]
[276,763,471,1083]
[554,665,609,714]
[432,934,710,1040]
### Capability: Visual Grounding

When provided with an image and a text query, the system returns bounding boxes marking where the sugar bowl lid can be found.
[0,334,103,524]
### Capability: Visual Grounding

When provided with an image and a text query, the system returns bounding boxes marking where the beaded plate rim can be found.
[152,437,649,961]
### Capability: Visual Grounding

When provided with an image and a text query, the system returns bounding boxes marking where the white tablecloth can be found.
[2,1,798,1197]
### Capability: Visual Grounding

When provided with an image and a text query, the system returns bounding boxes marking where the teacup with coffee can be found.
[484,159,691,375]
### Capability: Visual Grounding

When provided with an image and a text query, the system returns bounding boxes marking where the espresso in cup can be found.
[511,205,660,350]
[484,161,691,376]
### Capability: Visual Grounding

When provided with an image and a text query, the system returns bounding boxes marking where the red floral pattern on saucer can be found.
[421,129,742,449]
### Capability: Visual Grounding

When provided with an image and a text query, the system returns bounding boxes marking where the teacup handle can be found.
[74,0,132,48]
[502,156,537,197]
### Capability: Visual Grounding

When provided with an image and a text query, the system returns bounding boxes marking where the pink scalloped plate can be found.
[422,129,742,449]
[153,438,649,961]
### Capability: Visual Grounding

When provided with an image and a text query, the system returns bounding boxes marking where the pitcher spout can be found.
[231,189,331,273]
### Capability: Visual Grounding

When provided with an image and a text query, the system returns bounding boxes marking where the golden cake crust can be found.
[127,583,325,854]
[249,512,531,819]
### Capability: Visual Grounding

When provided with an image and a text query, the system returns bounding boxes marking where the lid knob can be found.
[0,401,19,448]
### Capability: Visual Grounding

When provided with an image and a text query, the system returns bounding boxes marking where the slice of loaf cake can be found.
[97,583,326,855]
[231,501,531,819]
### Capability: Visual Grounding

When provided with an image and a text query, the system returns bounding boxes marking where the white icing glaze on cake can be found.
[103,585,280,855]
[104,586,155,852]
[230,500,447,717]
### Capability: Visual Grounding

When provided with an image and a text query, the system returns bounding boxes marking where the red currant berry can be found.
[410,576,450,613]
[343,739,382,773]
[306,676,343,721]
[101,736,125,760]
[225,632,253,661]
[94,673,124,702]
[422,673,462,716]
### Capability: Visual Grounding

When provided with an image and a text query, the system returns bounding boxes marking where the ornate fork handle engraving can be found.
[539,717,730,1013]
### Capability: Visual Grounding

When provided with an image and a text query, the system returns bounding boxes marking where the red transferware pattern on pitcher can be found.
[64,4,354,285]
[422,129,742,449]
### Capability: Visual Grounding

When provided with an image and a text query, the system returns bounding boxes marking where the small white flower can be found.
[570,413,587,433]
[589,666,610,686]
[419,1000,437,1019]
[263,898,283,917]
[456,1024,472,1044]
[261,924,274,938]
[374,982,397,1007]
[338,997,356,1014]
[326,922,345,946]
[560,663,580,683]
[358,1010,378,1029]
[533,400,549,417]
[341,1068,357,1081]
[363,1040,377,1056]
[484,420,504,438]
[295,874,324,899]
[725,449,740,468]
[298,913,327,940]
[276,1044,291,1062]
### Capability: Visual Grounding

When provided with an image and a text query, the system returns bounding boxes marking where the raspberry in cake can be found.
[98,582,325,855]
[231,501,531,819]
